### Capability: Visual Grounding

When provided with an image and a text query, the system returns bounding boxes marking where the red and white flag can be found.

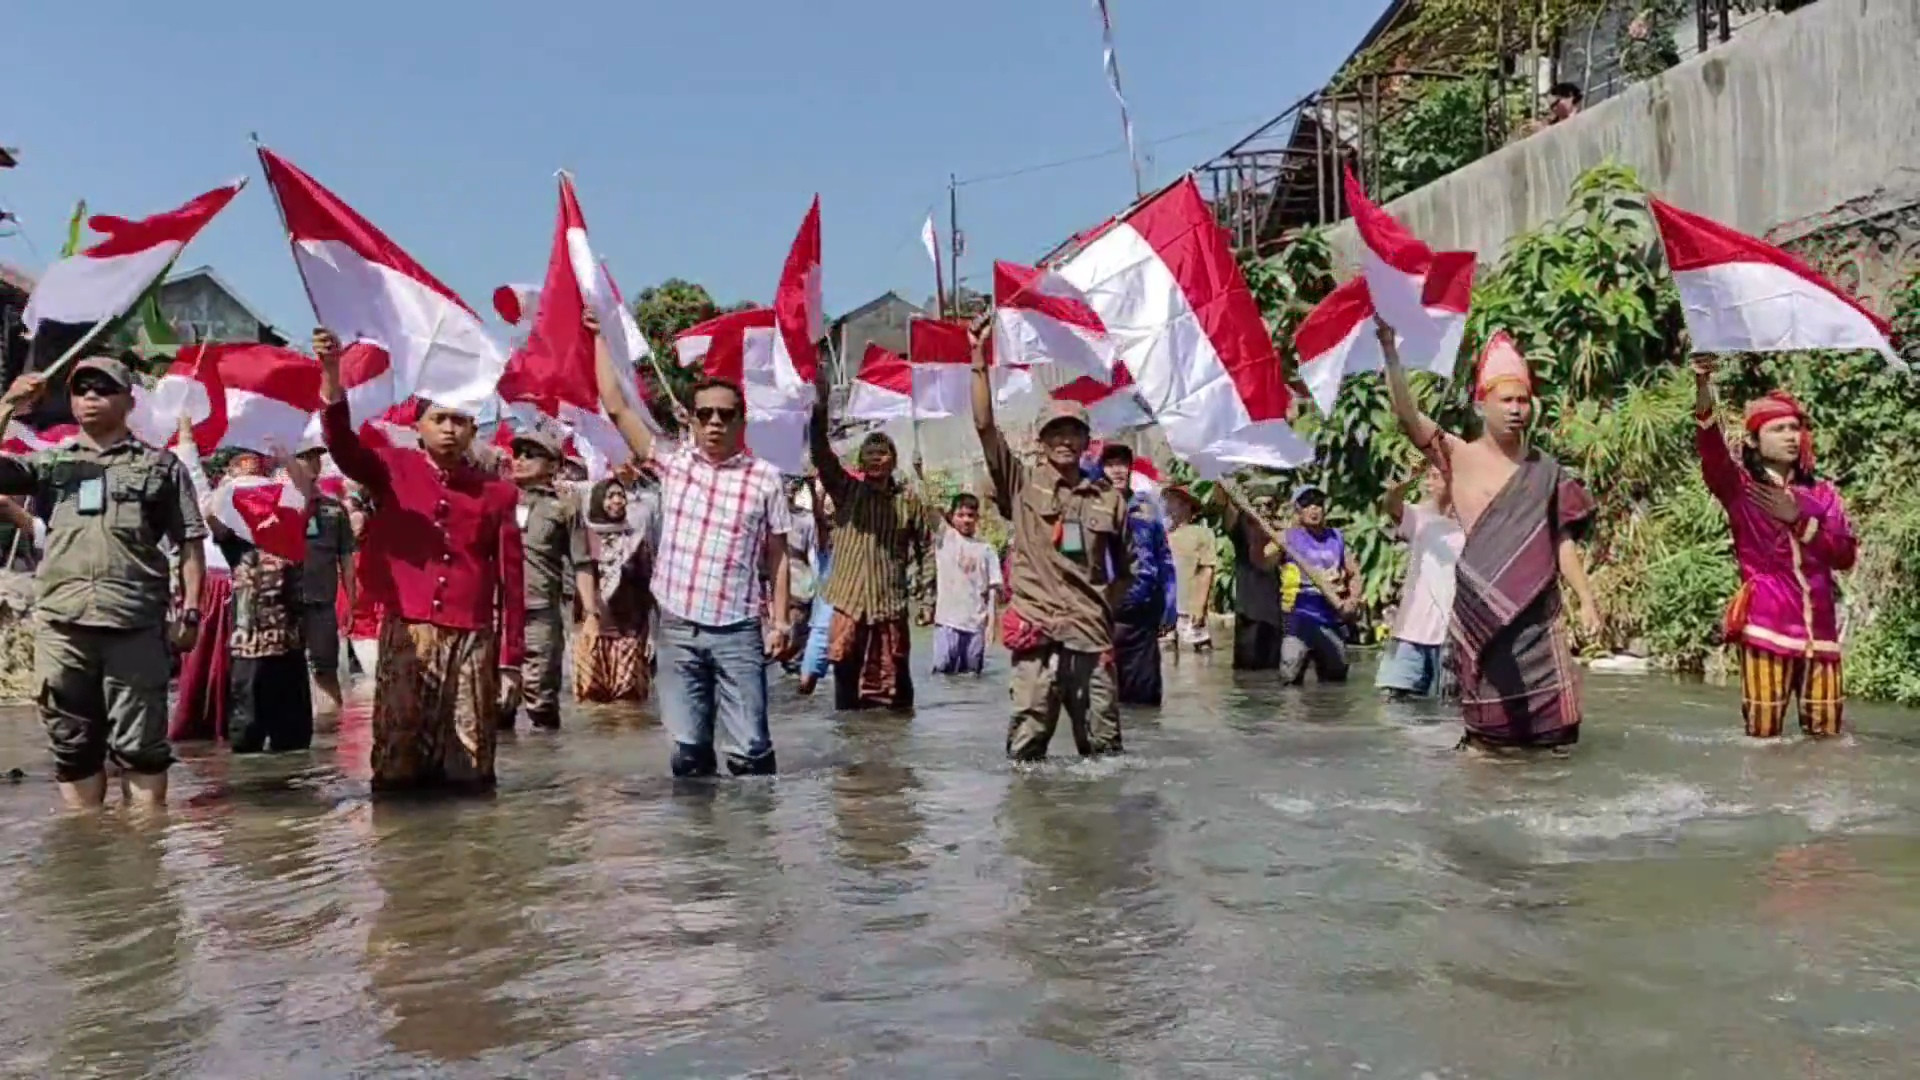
[2,422,77,456]
[1050,365,1149,437]
[1294,276,1389,415]
[1343,166,1475,375]
[1188,420,1315,479]
[258,146,505,416]
[207,475,309,562]
[771,196,823,394]
[992,259,1114,377]
[674,307,809,473]
[496,174,648,474]
[1056,177,1294,460]
[845,345,918,423]
[22,180,245,364]
[492,283,541,326]
[1651,198,1900,366]
[133,343,322,456]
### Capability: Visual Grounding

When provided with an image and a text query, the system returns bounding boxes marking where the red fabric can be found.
[320,400,527,667]
[343,565,384,639]
[83,182,244,258]
[498,175,597,416]
[1001,605,1051,652]
[169,570,234,742]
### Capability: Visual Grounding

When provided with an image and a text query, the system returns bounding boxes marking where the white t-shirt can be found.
[1393,503,1464,647]
[933,525,1002,633]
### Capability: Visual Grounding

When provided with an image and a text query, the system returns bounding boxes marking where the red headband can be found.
[1743,391,1813,473]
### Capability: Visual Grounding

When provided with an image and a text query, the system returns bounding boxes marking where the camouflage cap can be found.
[68,356,133,391]
[1035,399,1091,436]
[510,428,565,460]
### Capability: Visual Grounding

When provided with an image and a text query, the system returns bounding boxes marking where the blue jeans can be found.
[1376,638,1444,697]
[801,593,833,680]
[656,613,775,776]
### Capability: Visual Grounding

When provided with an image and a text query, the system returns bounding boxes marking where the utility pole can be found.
[948,173,962,316]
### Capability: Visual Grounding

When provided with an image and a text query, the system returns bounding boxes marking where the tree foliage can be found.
[628,278,758,435]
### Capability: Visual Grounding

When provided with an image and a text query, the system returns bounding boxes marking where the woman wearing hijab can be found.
[575,477,655,703]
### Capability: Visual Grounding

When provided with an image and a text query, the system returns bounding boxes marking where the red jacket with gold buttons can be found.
[321,401,527,667]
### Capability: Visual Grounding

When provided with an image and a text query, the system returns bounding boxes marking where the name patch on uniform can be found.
[1057,520,1085,557]
[306,515,322,538]
[516,504,531,530]
[75,477,106,515]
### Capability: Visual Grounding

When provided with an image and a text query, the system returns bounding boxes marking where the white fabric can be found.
[933,525,1002,633]
[294,238,507,415]
[1674,261,1902,367]
[1189,420,1315,479]
[22,241,181,333]
[1058,221,1251,458]
[1392,503,1463,647]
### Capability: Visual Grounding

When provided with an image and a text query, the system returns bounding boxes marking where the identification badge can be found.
[516,504,531,530]
[1058,520,1086,557]
[75,477,106,515]
[306,515,322,539]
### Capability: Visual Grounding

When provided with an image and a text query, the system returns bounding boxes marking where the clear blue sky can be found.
[1,0,1380,331]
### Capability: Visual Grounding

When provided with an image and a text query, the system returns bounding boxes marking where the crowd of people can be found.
[0,301,1860,810]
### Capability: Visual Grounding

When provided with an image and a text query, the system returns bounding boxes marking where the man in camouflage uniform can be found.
[0,358,206,809]
[501,428,599,730]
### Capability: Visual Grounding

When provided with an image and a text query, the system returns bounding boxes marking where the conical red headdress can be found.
[1473,331,1532,400]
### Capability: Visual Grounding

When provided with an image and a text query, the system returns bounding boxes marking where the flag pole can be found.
[37,315,118,381]
[1092,0,1146,199]
[250,133,327,333]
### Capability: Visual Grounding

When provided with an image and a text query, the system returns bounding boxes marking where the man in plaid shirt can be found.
[589,312,792,777]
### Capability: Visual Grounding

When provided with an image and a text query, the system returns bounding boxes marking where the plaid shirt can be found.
[651,442,791,627]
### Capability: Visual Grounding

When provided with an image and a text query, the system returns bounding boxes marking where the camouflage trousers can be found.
[1006,645,1121,762]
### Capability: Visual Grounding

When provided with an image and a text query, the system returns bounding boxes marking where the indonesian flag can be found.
[1188,420,1315,479]
[132,343,322,456]
[1056,177,1293,461]
[207,474,309,562]
[1651,198,1901,366]
[492,283,541,326]
[1051,365,1149,437]
[257,146,505,416]
[770,196,823,394]
[1294,276,1391,415]
[1343,166,1475,375]
[497,174,647,474]
[2,422,77,456]
[19,180,245,427]
[673,307,808,473]
[22,180,245,347]
[845,341,971,423]
[992,259,1114,377]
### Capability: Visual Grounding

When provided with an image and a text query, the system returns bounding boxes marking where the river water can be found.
[1,649,1918,1079]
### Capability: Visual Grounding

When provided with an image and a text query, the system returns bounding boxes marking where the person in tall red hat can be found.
[1378,325,1601,754]
[1692,357,1857,739]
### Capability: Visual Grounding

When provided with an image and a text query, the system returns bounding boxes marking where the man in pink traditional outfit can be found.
[1380,325,1602,753]
[1692,357,1857,738]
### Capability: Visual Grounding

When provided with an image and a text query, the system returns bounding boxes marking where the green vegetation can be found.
[1240,162,1920,702]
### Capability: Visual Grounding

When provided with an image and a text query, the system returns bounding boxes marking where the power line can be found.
[952,112,1271,188]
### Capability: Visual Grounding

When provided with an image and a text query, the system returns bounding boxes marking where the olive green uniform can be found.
[299,494,355,678]
[984,413,1131,762]
[503,482,591,729]
[0,435,206,781]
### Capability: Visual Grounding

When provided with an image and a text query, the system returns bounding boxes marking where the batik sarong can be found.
[826,609,914,711]
[1450,454,1595,749]
[574,630,649,703]
[370,617,500,793]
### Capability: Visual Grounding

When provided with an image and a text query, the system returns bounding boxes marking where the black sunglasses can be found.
[71,378,123,399]
[694,406,739,426]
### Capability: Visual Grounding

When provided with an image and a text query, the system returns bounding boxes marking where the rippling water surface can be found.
[2,647,1918,1078]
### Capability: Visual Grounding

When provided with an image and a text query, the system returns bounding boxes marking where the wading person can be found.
[167,418,234,743]
[1096,445,1173,706]
[502,428,600,730]
[808,370,928,711]
[929,492,1001,676]
[208,452,320,753]
[1380,325,1600,752]
[296,447,354,715]
[1164,486,1217,655]
[1693,358,1857,738]
[796,478,835,695]
[1376,467,1463,700]
[591,311,789,776]
[1278,483,1359,685]
[0,360,206,809]
[1219,488,1285,670]
[315,329,525,794]
[574,477,654,704]
[972,331,1131,761]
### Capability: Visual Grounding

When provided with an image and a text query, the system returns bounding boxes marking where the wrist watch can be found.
[180,608,202,627]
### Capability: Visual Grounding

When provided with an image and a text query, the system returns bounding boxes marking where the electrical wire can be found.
[953,112,1273,188]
